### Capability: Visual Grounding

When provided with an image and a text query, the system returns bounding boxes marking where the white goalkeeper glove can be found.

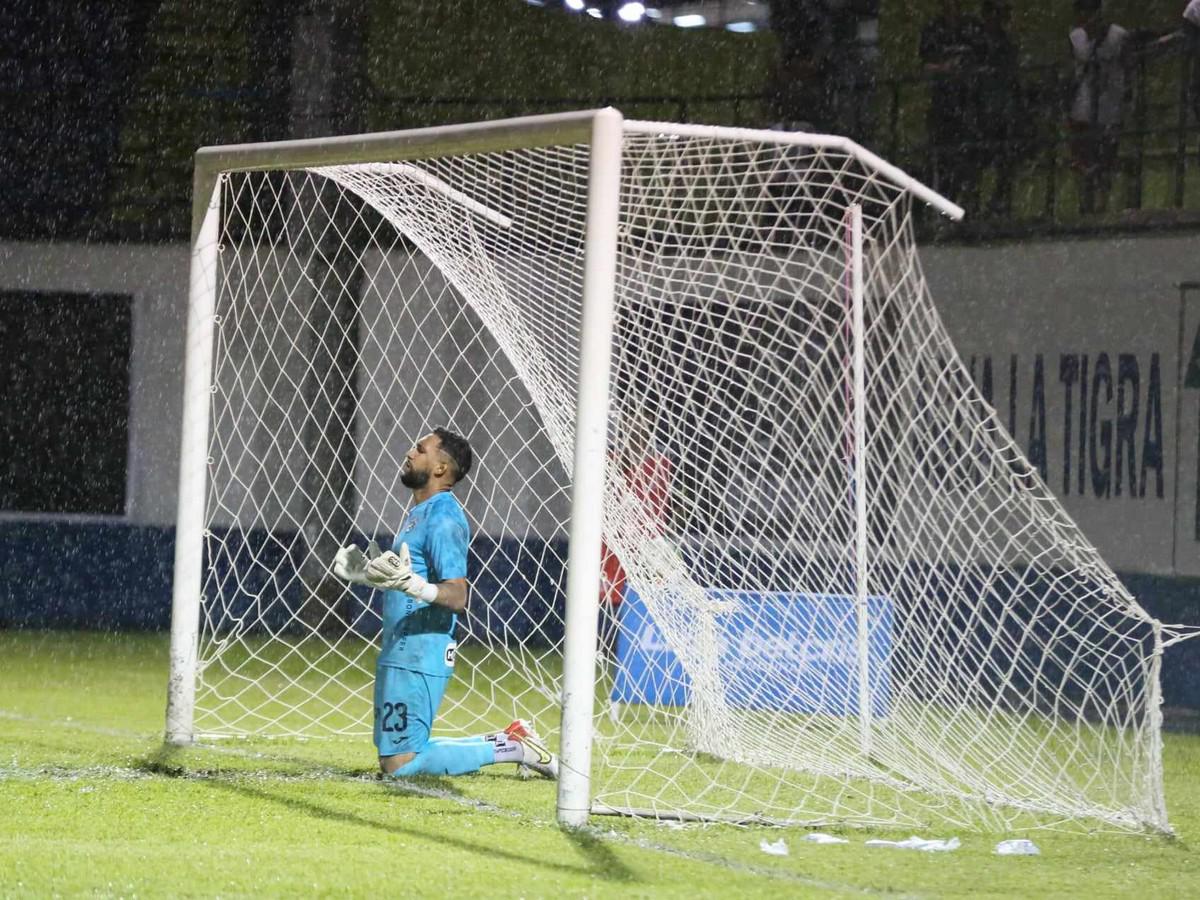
[365,542,439,603]
[332,540,381,586]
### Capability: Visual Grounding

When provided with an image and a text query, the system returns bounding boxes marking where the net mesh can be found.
[192,121,1167,832]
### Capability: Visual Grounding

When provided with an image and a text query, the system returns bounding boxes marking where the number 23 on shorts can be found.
[378,701,409,733]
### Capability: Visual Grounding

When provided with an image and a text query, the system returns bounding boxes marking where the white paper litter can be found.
[759,838,790,856]
[994,839,1040,856]
[802,833,850,845]
[865,836,961,852]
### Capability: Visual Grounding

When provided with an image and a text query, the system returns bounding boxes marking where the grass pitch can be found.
[2,631,1199,898]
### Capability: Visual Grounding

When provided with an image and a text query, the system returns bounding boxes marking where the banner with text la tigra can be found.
[926,242,1200,576]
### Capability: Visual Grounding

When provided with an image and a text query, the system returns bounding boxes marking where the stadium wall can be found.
[1,234,1197,706]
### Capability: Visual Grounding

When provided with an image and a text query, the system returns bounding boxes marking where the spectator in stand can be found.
[919,0,987,209]
[599,410,672,653]
[768,2,835,134]
[1176,1,1200,154]
[977,0,1022,216]
[1147,2,1200,132]
[1067,0,1132,214]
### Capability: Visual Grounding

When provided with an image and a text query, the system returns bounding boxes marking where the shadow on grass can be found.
[136,742,367,780]
[135,743,195,777]
[207,776,637,881]
[136,742,640,883]
[561,824,637,884]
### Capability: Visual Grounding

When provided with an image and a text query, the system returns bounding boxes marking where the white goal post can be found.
[167,108,1182,833]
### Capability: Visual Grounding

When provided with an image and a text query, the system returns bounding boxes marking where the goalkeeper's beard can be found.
[400,465,429,489]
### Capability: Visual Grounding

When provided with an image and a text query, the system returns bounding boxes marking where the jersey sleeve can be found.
[425,509,469,583]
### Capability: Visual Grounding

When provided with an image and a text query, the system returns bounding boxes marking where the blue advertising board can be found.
[611,587,893,717]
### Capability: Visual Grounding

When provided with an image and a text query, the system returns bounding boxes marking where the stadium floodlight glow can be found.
[586,6,602,18]
[673,13,705,27]
[564,0,584,10]
[170,108,1190,836]
[617,2,645,22]
[726,20,756,32]
[644,6,662,18]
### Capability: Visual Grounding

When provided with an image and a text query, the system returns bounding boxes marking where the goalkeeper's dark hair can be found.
[433,427,473,484]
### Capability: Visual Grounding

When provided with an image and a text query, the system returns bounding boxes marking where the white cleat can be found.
[504,719,559,779]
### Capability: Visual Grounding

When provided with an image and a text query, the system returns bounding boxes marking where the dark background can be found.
[0,290,131,514]
[0,1,1195,244]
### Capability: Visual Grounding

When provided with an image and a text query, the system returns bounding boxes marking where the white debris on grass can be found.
[864,836,961,852]
[802,833,850,844]
[995,839,1041,856]
[759,837,789,856]
[761,833,969,855]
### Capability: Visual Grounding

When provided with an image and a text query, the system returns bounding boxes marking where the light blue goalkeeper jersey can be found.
[377,491,470,676]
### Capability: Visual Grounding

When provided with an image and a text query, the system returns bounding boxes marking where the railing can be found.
[1,57,1195,245]
[349,62,1200,241]
[873,55,1200,239]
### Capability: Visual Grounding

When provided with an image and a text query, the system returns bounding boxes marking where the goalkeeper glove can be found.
[365,542,439,603]
[332,540,381,586]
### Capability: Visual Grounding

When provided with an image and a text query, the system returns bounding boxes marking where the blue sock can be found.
[391,737,495,777]
[432,735,493,746]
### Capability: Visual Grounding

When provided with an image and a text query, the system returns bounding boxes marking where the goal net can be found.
[167,111,1171,832]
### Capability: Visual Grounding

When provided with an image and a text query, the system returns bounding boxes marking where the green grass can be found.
[2,631,1199,898]
[193,634,1186,832]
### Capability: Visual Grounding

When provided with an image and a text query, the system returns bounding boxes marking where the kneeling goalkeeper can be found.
[332,427,556,779]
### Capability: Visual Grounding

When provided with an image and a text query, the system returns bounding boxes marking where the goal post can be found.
[558,108,624,826]
[167,108,1183,834]
[165,111,607,746]
[165,171,221,746]
[848,202,872,759]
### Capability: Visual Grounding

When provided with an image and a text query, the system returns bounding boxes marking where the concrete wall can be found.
[922,234,1199,577]
[0,241,187,526]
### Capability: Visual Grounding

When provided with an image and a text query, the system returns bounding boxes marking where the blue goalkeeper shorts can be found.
[373,665,449,758]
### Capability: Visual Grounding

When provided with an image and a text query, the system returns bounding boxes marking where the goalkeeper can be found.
[332,427,557,779]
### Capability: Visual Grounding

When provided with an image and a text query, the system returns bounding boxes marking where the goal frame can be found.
[165,108,965,828]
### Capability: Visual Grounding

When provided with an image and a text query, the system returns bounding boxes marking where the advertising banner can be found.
[612,587,893,716]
